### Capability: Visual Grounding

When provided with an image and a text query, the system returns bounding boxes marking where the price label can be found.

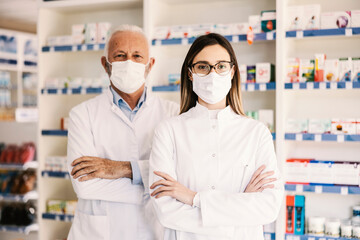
[337,135,345,142]
[345,28,353,37]
[266,32,274,40]
[293,236,300,240]
[50,46,55,52]
[181,38,188,45]
[296,184,303,192]
[330,82,337,89]
[308,237,315,240]
[315,185,323,193]
[72,45,77,52]
[81,45,87,51]
[293,83,300,90]
[93,44,99,51]
[264,233,271,240]
[319,82,326,90]
[345,82,352,89]
[259,83,266,91]
[307,82,314,90]
[65,173,70,179]
[296,31,304,39]
[67,88,72,95]
[56,89,61,95]
[155,40,161,46]
[315,134,322,142]
[319,238,326,240]
[248,84,255,92]
[341,186,348,195]
[43,172,49,177]
[232,35,239,43]
[55,215,60,221]
[296,134,303,141]
[81,88,86,95]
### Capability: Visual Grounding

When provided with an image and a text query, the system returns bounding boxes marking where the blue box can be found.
[294,195,305,235]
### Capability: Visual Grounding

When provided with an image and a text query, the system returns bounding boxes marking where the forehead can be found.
[193,44,230,63]
[108,31,148,53]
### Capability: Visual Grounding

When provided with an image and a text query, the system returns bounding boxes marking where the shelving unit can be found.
[41,171,70,179]
[286,27,360,38]
[42,213,74,222]
[41,87,105,95]
[285,184,360,195]
[0,224,39,235]
[0,191,38,203]
[0,161,38,170]
[284,234,355,240]
[284,133,360,142]
[284,82,360,90]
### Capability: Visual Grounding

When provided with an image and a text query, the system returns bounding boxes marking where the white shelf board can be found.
[0,223,39,235]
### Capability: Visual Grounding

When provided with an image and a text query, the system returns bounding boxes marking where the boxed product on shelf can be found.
[357,119,360,134]
[45,156,67,172]
[308,216,326,236]
[72,24,85,45]
[258,109,274,132]
[0,142,36,164]
[261,10,276,32]
[239,64,247,83]
[286,6,304,31]
[294,195,305,235]
[96,22,111,43]
[213,23,233,36]
[315,54,326,82]
[246,65,256,83]
[286,119,308,133]
[333,161,359,186]
[286,58,300,83]
[339,57,352,81]
[352,58,360,82]
[230,22,249,35]
[321,11,352,29]
[153,26,171,40]
[47,35,73,46]
[285,159,311,184]
[331,119,357,134]
[188,24,212,38]
[308,161,333,185]
[47,200,77,215]
[324,59,339,82]
[61,117,69,130]
[171,25,190,39]
[308,119,331,134]
[352,10,360,27]
[0,202,36,226]
[255,63,275,83]
[303,5,321,30]
[0,170,36,194]
[85,23,97,44]
[168,73,180,85]
[286,195,295,234]
[299,59,315,82]
[248,15,261,34]
[0,71,11,87]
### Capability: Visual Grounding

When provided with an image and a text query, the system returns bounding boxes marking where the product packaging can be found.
[286,6,304,31]
[294,195,305,235]
[286,195,295,234]
[153,26,171,40]
[333,162,359,186]
[339,57,352,81]
[324,59,339,82]
[248,15,261,34]
[352,58,360,82]
[286,58,300,83]
[47,36,73,46]
[97,22,111,43]
[285,159,311,184]
[255,63,275,83]
[321,11,352,29]
[352,10,360,27]
[258,109,274,132]
[340,222,352,238]
[286,119,308,133]
[85,23,97,44]
[308,119,331,134]
[246,65,256,83]
[309,160,333,185]
[357,119,360,134]
[61,117,69,130]
[261,10,276,32]
[303,5,321,30]
[299,59,315,82]
[168,73,180,85]
[315,54,326,82]
[188,24,212,38]
[325,219,341,237]
[308,217,326,236]
[230,22,249,35]
[331,119,343,134]
[239,64,247,83]
[47,200,77,215]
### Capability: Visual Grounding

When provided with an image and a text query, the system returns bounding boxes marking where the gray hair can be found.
[104,24,147,60]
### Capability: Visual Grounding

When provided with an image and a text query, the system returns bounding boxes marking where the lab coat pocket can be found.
[68,210,109,240]
[232,163,249,193]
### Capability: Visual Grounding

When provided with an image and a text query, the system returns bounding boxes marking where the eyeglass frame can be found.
[188,61,234,77]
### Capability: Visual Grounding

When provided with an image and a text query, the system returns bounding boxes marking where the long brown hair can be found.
[180,33,245,115]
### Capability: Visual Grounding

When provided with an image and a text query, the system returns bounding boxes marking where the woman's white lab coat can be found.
[67,88,178,240]
[149,103,284,240]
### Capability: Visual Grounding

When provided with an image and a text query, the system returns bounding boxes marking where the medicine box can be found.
[188,24,212,38]
[315,54,326,82]
[352,10,360,27]
[303,5,321,30]
[286,119,308,133]
[352,58,360,82]
[308,119,331,134]
[339,57,352,82]
[357,119,360,134]
[286,6,304,31]
[333,162,359,186]
[168,73,180,85]
[153,26,171,40]
[248,15,261,34]
[85,23,97,44]
[255,63,275,83]
[285,159,311,184]
[213,24,232,36]
[97,22,111,43]
[230,22,249,35]
[309,160,333,185]
[246,65,256,83]
[47,200,77,215]
[324,59,339,82]
[239,64,247,83]
[286,195,295,234]
[321,11,351,29]
[261,10,276,32]
[299,59,315,82]
[286,58,300,83]
[294,195,305,235]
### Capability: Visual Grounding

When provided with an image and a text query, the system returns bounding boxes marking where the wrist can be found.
[115,161,132,179]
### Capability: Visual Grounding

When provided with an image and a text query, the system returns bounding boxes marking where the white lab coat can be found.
[67,87,179,240]
[149,103,284,240]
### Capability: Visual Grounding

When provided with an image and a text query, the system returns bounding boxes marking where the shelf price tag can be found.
[330,82,337,89]
[293,83,300,90]
[232,35,239,43]
[296,134,303,141]
[264,233,271,240]
[296,31,304,39]
[319,238,326,240]
[307,82,314,90]
[81,88,86,95]
[181,38,188,45]
[81,45,87,51]
[337,135,345,143]
[296,184,303,192]
[259,83,266,91]
[248,84,255,92]
[293,236,300,240]
[56,89,62,95]
[155,40,161,46]
[266,32,274,40]
[345,28,353,37]
[55,215,60,221]
[315,134,322,142]
[341,186,348,195]
[315,185,323,193]
[72,45,77,52]
[345,82,352,89]
[93,44,99,51]
[319,82,326,90]
[50,46,55,52]
[308,237,316,240]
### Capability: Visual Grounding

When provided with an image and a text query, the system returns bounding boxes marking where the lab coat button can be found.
[211,186,215,190]
[212,153,216,158]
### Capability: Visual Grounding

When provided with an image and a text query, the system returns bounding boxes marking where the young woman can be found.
[149,33,284,240]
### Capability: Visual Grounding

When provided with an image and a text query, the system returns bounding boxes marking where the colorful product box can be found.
[153,26,171,39]
[248,15,262,34]
[47,200,77,215]
[324,59,339,82]
[339,57,352,81]
[72,24,85,36]
[352,58,360,82]
[261,10,276,32]
[308,119,331,134]
[294,195,305,235]
[285,159,311,184]
[286,195,295,234]
[239,64,247,83]
[286,119,308,133]
[321,11,352,29]
[299,59,315,82]
[168,73,180,85]
[315,54,326,82]
[331,119,357,134]
[303,5,321,30]
[309,161,333,185]
[286,6,304,31]
[286,58,300,83]
[246,65,256,83]
[352,10,360,27]
[255,63,275,83]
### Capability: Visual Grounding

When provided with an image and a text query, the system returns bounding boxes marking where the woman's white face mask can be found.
[107,59,148,94]
[192,71,232,104]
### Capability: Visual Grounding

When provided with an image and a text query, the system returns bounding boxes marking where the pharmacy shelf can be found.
[285,234,355,240]
[286,27,360,39]
[285,184,360,195]
[264,232,276,240]
[151,32,276,46]
[0,58,17,65]
[284,133,360,142]
[0,191,38,202]
[0,223,39,235]
[42,213,74,222]
[41,130,68,136]
[0,161,38,170]
[284,82,360,90]
[41,171,70,179]
[41,87,105,95]
[41,43,105,53]
[152,82,276,92]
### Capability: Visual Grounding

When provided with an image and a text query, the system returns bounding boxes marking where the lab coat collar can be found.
[191,102,239,120]
[105,85,154,108]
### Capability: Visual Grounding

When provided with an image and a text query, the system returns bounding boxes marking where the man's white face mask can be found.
[107,59,148,94]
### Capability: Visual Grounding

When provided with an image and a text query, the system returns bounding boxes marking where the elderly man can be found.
[66,25,179,240]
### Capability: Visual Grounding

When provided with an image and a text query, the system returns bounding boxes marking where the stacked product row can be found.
[286,54,360,83]
[0,170,36,195]
[239,63,275,84]
[0,142,36,164]
[286,119,360,134]
[44,75,109,90]
[0,202,36,227]
[46,200,77,216]
[44,156,67,173]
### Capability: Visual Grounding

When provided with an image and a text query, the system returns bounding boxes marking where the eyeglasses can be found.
[189,61,234,77]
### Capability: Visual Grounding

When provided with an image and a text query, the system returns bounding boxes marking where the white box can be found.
[352,58,360,82]
[333,162,359,186]
[239,64,247,83]
[72,24,85,36]
[303,4,321,30]
[286,58,300,83]
[85,23,97,44]
[258,109,274,132]
[153,26,171,39]
[188,24,212,38]
[248,15,261,34]
[343,118,357,134]
[308,119,331,134]
[286,119,308,133]
[321,11,351,29]
[352,10,360,27]
[256,63,274,83]
[72,35,85,45]
[357,119,360,134]
[339,57,352,82]
[213,24,232,36]
[324,59,339,82]
[285,160,309,183]
[230,22,249,35]
[331,119,342,134]
[97,22,111,43]
[308,161,333,184]
[299,59,315,82]
[47,36,73,46]
[286,5,304,31]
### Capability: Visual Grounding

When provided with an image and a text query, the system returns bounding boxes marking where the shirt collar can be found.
[191,102,238,120]
[110,86,147,111]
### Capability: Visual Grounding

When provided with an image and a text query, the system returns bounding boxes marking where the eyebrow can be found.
[194,60,230,64]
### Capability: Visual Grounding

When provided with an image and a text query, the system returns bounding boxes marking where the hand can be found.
[71,156,132,181]
[244,165,276,193]
[150,171,196,206]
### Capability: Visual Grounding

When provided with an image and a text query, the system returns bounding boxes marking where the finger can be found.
[151,186,173,197]
[154,191,173,199]
[259,184,275,192]
[79,172,97,182]
[71,156,90,166]
[71,161,93,176]
[154,171,176,181]
[73,167,97,179]
[248,165,266,184]
[253,171,275,186]
[254,178,277,190]
[150,179,172,189]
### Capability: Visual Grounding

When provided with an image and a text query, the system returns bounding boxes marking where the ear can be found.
[148,57,155,72]
[231,65,235,79]
[101,56,111,76]
[188,68,193,81]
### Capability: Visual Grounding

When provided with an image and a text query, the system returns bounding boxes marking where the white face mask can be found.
[192,71,232,104]
[108,59,147,94]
